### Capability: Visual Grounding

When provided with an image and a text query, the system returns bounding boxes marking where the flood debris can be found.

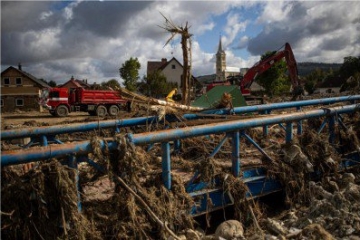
[260,113,360,240]
[216,92,234,109]
[1,103,360,240]
[1,160,101,240]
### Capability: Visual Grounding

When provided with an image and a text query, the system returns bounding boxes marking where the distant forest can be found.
[297,62,342,76]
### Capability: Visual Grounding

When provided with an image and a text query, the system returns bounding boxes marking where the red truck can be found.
[39,87,130,117]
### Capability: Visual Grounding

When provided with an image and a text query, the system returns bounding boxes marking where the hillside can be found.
[297,62,342,76]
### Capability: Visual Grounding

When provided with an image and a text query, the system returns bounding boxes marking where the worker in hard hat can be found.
[166,88,178,102]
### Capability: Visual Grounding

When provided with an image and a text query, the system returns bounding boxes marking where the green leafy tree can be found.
[119,57,141,91]
[101,79,121,90]
[303,68,329,94]
[48,80,57,87]
[139,71,177,98]
[340,71,360,92]
[256,51,290,96]
[91,82,101,90]
[271,74,292,96]
[339,56,360,79]
[303,67,340,94]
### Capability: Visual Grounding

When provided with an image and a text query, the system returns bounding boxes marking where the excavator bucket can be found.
[191,85,247,109]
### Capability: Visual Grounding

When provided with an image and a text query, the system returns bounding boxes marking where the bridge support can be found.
[209,134,229,158]
[231,131,240,177]
[286,122,293,143]
[329,115,336,144]
[162,142,171,190]
[297,106,303,135]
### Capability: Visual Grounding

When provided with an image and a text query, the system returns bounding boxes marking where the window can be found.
[172,64,176,69]
[1,99,3,107]
[16,77,22,85]
[49,91,60,98]
[15,98,24,106]
[3,78,10,85]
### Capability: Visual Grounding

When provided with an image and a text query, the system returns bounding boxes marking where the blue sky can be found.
[1,1,360,85]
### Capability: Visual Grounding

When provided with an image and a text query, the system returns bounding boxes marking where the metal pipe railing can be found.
[200,95,360,115]
[1,95,359,141]
[1,116,158,140]
[2,104,358,167]
[128,104,358,145]
[1,139,117,166]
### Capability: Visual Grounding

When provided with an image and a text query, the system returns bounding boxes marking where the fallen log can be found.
[119,87,205,112]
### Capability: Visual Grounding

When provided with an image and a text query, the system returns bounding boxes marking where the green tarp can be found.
[191,85,247,109]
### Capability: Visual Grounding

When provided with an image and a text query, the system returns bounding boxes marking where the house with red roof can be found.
[147,57,183,87]
[59,76,91,90]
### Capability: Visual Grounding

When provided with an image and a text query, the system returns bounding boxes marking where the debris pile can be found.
[1,104,360,240]
[257,173,360,240]
[257,113,360,239]
[1,161,100,240]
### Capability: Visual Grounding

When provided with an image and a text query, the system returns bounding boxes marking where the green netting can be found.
[191,85,247,108]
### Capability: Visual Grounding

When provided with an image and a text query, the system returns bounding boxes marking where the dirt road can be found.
[1,110,133,129]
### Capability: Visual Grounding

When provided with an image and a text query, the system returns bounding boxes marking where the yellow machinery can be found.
[166,88,178,102]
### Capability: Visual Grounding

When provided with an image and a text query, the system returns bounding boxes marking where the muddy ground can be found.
[1,100,360,240]
[1,110,133,127]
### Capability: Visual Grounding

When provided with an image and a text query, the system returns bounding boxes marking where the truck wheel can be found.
[108,105,119,116]
[55,105,69,117]
[96,105,107,117]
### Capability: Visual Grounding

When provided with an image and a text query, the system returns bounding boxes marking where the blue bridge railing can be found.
[1,98,360,216]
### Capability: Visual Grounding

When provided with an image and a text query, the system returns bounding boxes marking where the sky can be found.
[1,0,360,85]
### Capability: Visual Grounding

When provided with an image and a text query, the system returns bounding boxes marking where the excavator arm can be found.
[241,42,303,99]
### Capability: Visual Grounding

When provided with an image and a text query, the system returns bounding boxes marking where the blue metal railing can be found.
[1,100,360,216]
[127,104,358,145]
[1,95,359,142]
[2,104,359,176]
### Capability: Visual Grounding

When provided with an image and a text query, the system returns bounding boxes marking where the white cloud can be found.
[39,11,53,21]
[248,1,360,63]
[223,12,248,48]
[197,22,216,35]
[1,1,359,86]
[257,0,292,24]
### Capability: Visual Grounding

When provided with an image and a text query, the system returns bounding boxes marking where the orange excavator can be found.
[207,42,303,101]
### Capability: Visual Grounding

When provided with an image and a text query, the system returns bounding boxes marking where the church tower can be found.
[216,37,226,81]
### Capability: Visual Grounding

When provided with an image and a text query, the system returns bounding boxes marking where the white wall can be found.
[161,59,183,87]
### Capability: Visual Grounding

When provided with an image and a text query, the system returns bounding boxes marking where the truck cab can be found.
[40,88,70,116]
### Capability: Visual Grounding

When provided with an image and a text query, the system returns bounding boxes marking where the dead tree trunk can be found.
[160,13,193,105]
[181,29,191,105]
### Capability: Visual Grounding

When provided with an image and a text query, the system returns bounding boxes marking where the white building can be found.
[147,58,184,87]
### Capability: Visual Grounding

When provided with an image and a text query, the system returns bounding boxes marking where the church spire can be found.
[217,36,223,53]
[216,35,226,81]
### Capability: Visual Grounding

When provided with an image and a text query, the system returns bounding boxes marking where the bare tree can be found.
[159,13,193,105]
